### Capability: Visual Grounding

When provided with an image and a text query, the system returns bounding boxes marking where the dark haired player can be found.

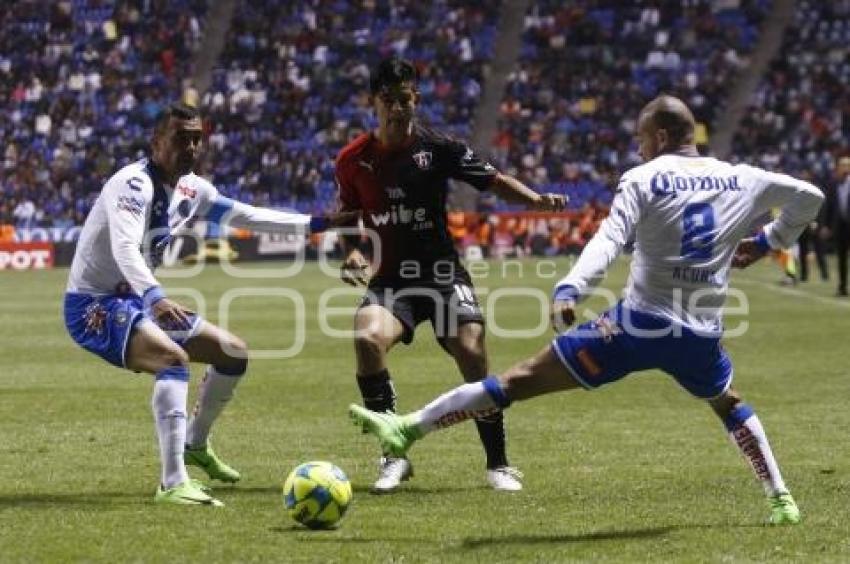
[64,103,352,506]
[336,58,566,492]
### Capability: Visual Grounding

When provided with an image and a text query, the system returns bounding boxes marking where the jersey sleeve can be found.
[745,165,825,249]
[196,176,314,233]
[554,175,643,301]
[102,170,160,298]
[193,175,221,217]
[335,157,360,212]
[443,138,498,191]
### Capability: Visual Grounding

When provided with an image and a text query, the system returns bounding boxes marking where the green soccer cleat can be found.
[184,442,241,483]
[154,480,224,507]
[348,404,421,457]
[189,478,211,493]
[768,493,801,525]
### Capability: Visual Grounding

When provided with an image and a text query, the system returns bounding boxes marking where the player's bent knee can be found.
[223,334,248,358]
[354,329,390,359]
[214,335,249,376]
[128,344,189,374]
[160,346,190,370]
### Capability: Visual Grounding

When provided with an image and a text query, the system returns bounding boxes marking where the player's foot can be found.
[189,478,211,493]
[154,480,224,507]
[768,493,800,525]
[486,466,523,491]
[184,442,241,483]
[348,404,420,457]
[373,456,413,493]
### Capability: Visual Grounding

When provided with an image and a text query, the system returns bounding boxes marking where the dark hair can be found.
[369,58,418,94]
[154,102,200,136]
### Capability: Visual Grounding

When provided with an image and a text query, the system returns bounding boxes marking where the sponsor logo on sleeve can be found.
[177,184,197,198]
[117,195,145,217]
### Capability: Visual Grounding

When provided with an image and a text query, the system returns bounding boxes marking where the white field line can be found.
[732,276,850,310]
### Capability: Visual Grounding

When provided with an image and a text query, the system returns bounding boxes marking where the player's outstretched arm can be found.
[758,172,824,249]
[206,196,359,234]
[489,173,567,211]
[733,168,825,269]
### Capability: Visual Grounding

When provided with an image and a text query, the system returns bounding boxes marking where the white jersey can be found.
[555,154,824,335]
[67,159,312,297]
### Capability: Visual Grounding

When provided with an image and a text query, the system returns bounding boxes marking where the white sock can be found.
[152,376,189,489]
[411,381,501,435]
[727,409,788,496]
[186,366,242,448]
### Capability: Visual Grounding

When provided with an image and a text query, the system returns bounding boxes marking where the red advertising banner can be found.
[0,242,55,270]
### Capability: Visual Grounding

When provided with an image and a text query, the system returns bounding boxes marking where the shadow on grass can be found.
[217,485,281,495]
[267,526,436,544]
[0,492,144,509]
[266,521,766,545]
[351,484,481,495]
[460,521,768,548]
[215,484,475,497]
[461,526,673,547]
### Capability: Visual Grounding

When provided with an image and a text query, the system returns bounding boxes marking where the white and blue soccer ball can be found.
[283,461,352,529]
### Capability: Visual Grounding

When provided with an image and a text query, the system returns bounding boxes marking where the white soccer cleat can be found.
[487,466,523,491]
[373,456,413,493]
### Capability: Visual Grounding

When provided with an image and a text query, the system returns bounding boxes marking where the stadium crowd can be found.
[4,0,848,262]
[731,0,848,180]
[488,0,770,212]
[730,0,849,291]
[196,0,499,214]
[0,0,207,230]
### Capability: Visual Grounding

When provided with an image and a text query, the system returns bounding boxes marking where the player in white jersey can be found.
[64,103,353,506]
[348,95,823,525]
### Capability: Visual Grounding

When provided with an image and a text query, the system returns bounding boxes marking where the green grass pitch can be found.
[1,258,848,562]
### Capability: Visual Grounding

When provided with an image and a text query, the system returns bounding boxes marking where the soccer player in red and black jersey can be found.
[335,58,566,492]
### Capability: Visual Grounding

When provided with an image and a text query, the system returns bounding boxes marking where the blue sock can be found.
[482,375,511,408]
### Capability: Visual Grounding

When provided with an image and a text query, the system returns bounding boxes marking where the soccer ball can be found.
[282,461,352,529]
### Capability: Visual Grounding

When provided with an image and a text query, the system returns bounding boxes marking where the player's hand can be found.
[550,300,576,332]
[533,193,567,212]
[324,210,361,228]
[341,249,370,287]
[151,298,194,330]
[819,226,831,240]
[731,237,768,269]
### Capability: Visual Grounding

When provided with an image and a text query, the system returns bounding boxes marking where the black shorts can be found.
[359,272,485,345]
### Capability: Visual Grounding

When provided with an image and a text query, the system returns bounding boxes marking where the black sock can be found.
[356,369,396,413]
[474,411,508,469]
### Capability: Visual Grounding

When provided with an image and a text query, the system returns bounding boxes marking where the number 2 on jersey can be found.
[680,203,715,260]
